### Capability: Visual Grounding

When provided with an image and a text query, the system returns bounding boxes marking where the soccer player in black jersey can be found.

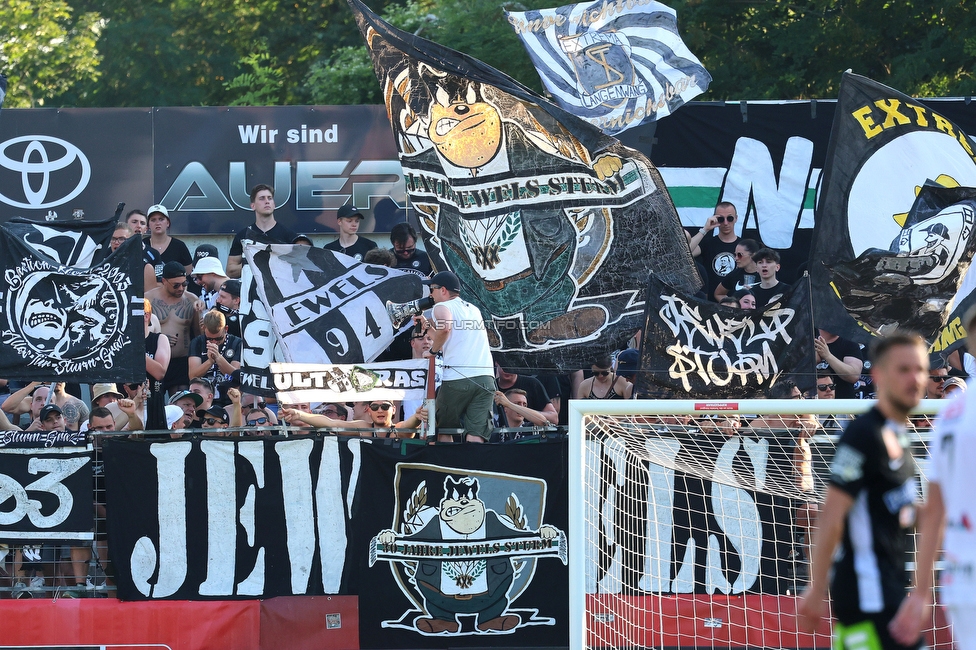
[798,331,929,649]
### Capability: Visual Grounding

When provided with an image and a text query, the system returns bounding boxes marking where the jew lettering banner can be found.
[809,72,976,345]
[0,223,145,382]
[271,359,431,404]
[349,0,701,370]
[0,432,93,543]
[637,276,815,397]
[103,436,363,600]
[243,243,424,365]
[506,0,710,135]
[355,439,569,648]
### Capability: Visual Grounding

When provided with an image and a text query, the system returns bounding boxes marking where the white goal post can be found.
[568,398,949,650]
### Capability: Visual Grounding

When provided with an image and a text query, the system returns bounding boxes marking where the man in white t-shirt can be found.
[890,307,976,647]
[423,271,495,443]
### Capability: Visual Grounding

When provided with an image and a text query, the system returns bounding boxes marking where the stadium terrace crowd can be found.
[0,194,967,600]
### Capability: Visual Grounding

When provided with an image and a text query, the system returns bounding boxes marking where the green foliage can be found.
[22,0,976,107]
[0,0,102,107]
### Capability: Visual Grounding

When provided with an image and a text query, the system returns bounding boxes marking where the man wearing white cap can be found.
[191,257,229,309]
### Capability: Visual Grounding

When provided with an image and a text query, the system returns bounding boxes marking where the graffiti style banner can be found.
[0,221,145,382]
[271,359,430,404]
[584,427,798,598]
[243,243,424,365]
[0,105,403,235]
[349,0,700,370]
[0,434,93,543]
[506,0,709,135]
[637,276,815,397]
[809,72,976,346]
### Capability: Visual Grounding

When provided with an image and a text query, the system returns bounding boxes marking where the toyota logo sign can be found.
[0,135,91,209]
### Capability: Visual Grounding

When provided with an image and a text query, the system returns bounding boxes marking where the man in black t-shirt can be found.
[325,204,378,261]
[750,247,787,309]
[188,309,243,390]
[494,364,557,425]
[689,202,740,299]
[815,329,864,400]
[226,184,298,278]
[798,332,928,649]
[390,222,433,277]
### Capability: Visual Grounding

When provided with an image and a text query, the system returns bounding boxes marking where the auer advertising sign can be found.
[0,106,404,234]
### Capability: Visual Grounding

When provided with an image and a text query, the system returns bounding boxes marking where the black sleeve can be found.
[828,419,874,497]
[188,335,207,360]
[228,230,245,257]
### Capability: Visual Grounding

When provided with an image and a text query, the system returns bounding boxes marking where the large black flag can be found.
[348,0,701,370]
[637,276,815,398]
[0,221,145,382]
[809,72,976,344]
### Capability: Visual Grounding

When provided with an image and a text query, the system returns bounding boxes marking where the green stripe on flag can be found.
[668,186,721,208]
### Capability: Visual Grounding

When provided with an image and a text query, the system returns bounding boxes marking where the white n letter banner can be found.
[506,0,710,135]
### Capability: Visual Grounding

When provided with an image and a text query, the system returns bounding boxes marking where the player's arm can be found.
[797,485,854,632]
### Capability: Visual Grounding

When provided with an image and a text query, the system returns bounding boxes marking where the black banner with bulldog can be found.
[0,220,145,382]
[349,0,700,370]
[809,72,976,346]
[356,440,569,648]
[637,276,816,398]
[0,431,93,543]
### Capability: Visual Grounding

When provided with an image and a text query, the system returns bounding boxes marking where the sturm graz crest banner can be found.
[809,72,976,345]
[0,222,145,382]
[506,0,710,135]
[637,276,815,398]
[357,441,569,648]
[243,243,425,364]
[349,0,701,371]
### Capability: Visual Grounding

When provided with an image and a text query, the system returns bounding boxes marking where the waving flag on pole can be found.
[506,0,710,135]
[809,71,976,345]
[347,0,701,370]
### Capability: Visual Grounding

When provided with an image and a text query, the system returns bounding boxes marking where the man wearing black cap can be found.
[146,261,204,395]
[39,404,66,431]
[325,204,377,261]
[226,184,298,278]
[215,279,242,338]
[422,271,495,443]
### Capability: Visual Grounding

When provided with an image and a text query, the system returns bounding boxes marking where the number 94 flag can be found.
[506,0,710,135]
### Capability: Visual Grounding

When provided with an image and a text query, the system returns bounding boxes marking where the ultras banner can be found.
[637,276,815,397]
[0,220,145,382]
[809,72,976,346]
[271,359,431,404]
[0,431,93,543]
[349,0,701,370]
[506,0,710,135]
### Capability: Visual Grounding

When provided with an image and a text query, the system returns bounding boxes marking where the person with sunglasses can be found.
[146,261,204,396]
[280,400,427,438]
[389,222,432,277]
[714,238,760,302]
[689,202,741,299]
[925,365,949,398]
[574,355,633,400]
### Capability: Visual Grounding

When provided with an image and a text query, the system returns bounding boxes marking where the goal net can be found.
[568,398,953,650]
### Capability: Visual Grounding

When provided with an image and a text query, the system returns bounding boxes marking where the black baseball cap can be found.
[337,204,364,220]
[39,404,63,421]
[220,279,241,298]
[203,405,229,424]
[192,243,219,265]
[423,271,461,293]
[161,261,187,279]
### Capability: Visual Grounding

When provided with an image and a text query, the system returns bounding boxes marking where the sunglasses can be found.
[394,247,416,254]
[248,417,269,425]
[817,383,836,391]
[930,376,947,383]
[203,417,223,426]
[592,370,610,377]
[206,334,225,342]
[734,251,748,258]
[715,215,735,223]
[167,280,188,288]
[369,403,393,411]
